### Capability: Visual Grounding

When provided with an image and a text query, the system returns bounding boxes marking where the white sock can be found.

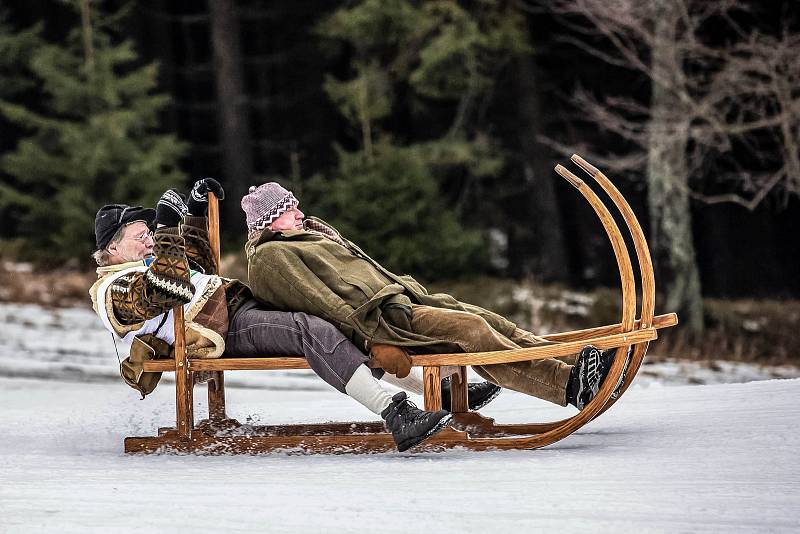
[344,365,394,416]
[380,367,424,395]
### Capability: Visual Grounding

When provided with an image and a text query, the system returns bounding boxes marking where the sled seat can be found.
[142,313,676,373]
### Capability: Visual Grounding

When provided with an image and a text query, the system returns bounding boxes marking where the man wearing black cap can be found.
[88,180,456,452]
[92,204,157,267]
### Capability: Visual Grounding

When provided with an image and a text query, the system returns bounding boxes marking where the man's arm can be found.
[110,228,195,325]
[181,215,217,275]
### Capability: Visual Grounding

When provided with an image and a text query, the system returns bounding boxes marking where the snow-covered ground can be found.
[1,303,799,532]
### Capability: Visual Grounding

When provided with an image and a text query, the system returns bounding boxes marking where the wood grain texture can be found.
[173,306,193,438]
[207,193,221,273]
[449,366,469,413]
[423,366,442,411]
[572,154,662,415]
[143,329,659,373]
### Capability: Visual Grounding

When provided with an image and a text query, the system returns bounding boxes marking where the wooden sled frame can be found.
[125,154,678,454]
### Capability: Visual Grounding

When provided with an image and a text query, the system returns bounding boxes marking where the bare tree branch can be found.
[528,0,800,208]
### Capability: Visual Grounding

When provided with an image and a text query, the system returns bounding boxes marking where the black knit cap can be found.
[94,204,156,251]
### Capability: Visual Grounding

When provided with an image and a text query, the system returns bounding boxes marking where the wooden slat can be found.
[543,312,676,342]
[423,366,442,411]
[174,306,193,438]
[125,427,473,455]
[151,314,674,373]
[143,357,311,373]
[205,194,227,421]
[409,328,656,366]
[144,327,662,373]
[207,193,221,272]
[449,366,469,413]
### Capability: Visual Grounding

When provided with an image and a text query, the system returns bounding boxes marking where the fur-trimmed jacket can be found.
[89,216,250,397]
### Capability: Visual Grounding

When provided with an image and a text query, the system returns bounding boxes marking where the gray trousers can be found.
[224,300,372,393]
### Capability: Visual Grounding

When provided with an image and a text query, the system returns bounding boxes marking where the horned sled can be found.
[124,155,678,454]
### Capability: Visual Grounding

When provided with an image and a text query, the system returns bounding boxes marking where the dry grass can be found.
[0,262,96,308]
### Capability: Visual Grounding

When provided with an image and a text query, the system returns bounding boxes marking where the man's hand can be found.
[154,189,188,228]
[188,178,225,216]
[369,344,412,378]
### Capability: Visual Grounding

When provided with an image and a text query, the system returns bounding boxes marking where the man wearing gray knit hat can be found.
[242,182,617,412]
[242,182,300,240]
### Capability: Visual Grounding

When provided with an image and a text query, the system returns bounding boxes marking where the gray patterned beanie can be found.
[241,182,299,239]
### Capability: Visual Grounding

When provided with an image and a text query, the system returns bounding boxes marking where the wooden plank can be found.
[193,420,388,436]
[409,328,657,366]
[174,306,193,438]
[125,427,474,455]
[423,366,442,411]
[543,312,676,342]
[144,328,660,372]
[143,357,311,372]
[449,366,469,413]
[207,193,221,272]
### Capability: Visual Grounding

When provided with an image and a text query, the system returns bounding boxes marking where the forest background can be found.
[1,0,799,364]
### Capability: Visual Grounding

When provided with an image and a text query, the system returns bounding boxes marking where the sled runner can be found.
[124,155,678,454]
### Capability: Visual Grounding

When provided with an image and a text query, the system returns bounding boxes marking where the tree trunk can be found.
[510,55,569,281]
[208,0,253,235]
[647,1,704,334]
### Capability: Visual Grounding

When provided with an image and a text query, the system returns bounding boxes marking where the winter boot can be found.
[566,345,615,409]
[440,377,502,412]
[381,391,453,452]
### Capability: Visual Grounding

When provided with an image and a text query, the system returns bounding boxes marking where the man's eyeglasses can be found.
[128,229,154,243]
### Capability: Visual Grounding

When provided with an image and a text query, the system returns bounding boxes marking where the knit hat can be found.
[94,204,156,251]
[241,182,299,239]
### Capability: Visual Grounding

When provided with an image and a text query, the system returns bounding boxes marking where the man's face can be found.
[269,206,305,231]
[107,221,154,264]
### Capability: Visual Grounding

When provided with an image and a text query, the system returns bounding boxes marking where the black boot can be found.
[381,392,453,452]
[566,345,615,409]
[440,377,502,411]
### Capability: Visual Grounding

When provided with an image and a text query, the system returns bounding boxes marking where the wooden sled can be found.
[125,154,678,454]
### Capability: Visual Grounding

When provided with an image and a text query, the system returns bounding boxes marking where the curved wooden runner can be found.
[125,155,678,454]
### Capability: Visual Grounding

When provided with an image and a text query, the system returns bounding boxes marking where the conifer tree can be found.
[0,1,187,263]
[313,0,529,279]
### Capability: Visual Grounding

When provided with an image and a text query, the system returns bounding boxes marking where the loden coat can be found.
[245,217,518,353]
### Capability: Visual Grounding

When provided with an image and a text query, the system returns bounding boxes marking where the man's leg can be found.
[410,305,572,406]
[225,302,369,394]
[225,302,452,450]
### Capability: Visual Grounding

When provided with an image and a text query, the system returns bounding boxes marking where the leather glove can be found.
[187,178,225,216]
[154,189,188,228]
[369,344,412,378]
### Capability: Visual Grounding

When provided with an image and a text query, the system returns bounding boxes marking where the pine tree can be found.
[0,1,187,263]
[312,0,529,279]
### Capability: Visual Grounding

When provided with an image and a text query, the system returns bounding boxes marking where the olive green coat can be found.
[245,217,517,352]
